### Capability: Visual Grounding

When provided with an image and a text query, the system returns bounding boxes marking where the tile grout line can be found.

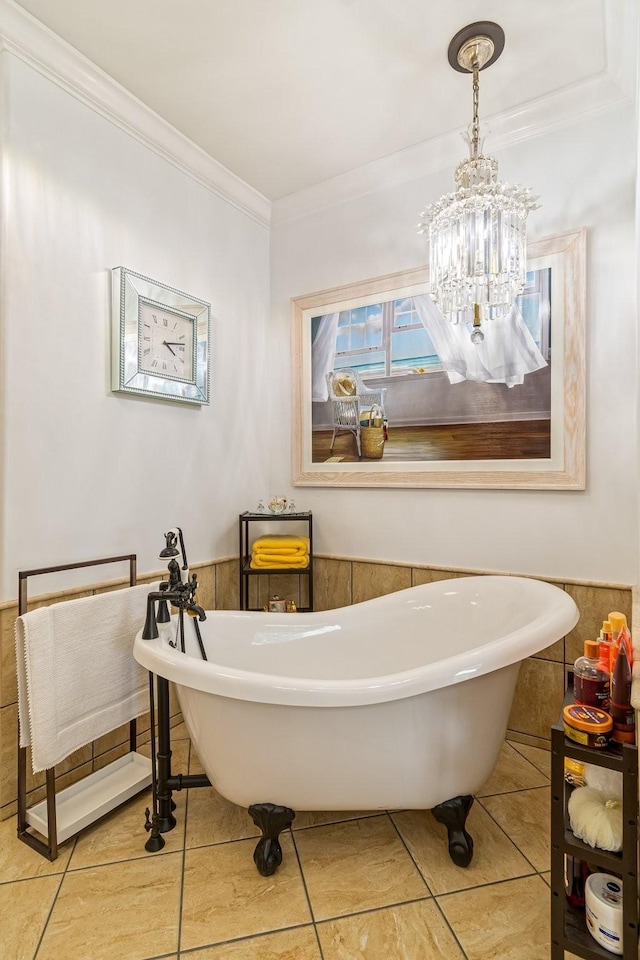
[385,811,471,960]
[289,827,326,960]
[292,811,383,832]
[430,896,471,960]
[384,811,433,896]
[32,833,79,959]
[175,739,192,959]
[313,893,437,925]
[435,869,542,900]
[477,781,550,801]
[475,790,549,878]
[507,739,553,778]
[178,922,317,957]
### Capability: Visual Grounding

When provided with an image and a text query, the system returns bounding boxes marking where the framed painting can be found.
[291,228,585,489]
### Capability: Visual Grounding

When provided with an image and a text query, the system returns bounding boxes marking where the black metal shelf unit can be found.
[551,686,638,959]
[238,511,313,612]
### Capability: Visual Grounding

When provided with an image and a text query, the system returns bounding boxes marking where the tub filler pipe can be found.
[143,537,211,848]
[140,563,302,872]
[144,670,211,852]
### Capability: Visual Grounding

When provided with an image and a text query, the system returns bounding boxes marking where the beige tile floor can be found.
[1,736,583,960]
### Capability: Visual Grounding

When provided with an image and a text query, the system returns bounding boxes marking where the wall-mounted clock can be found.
[112,267,210,405]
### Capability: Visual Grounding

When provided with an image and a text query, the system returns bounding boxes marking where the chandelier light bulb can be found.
[418,22,540,338]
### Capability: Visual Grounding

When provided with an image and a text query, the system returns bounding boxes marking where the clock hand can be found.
[162,341,177,356]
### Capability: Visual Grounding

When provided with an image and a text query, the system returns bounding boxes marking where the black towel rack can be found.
[17,554,140,861]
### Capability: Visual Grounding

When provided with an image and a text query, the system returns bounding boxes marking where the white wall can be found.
[1,50,635,598]
[270,101,637,584]
[0,53,271,599]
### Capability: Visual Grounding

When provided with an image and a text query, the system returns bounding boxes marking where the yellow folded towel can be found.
[254,549,308,560]
[251,535,310,554]
[250,555,309,569]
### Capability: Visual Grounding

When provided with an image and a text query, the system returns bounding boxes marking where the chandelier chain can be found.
[471,59,480,159]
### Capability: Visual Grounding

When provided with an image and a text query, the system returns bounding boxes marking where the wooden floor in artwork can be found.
[312,420,551,463]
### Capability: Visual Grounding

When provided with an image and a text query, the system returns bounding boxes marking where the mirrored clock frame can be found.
[112,267,211,405]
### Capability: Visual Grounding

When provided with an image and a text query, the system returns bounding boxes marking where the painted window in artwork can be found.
[519,268,551,360]
[324,266,551,379]
[333,304,385,373]
[391,298,438,373]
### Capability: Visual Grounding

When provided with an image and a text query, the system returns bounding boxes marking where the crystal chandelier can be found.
[418,22,539,343]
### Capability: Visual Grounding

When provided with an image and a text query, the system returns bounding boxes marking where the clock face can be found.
[138,301,194,381]
[112,268,210,405]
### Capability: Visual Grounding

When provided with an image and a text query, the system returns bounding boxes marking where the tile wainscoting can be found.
[0,556,632,821]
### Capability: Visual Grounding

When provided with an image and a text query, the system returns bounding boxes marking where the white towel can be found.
[16,582,159,773]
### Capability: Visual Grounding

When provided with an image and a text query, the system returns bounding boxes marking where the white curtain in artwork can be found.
[311,312,340,401]
[413,295,547,387]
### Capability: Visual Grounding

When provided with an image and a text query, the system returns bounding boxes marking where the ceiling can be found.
[12,0,611,200]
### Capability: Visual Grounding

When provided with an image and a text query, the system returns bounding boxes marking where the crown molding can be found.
[0,0,632,231]
[0,0,271,227]
[273,0,635,227]
[272,69,628,226]
[605,0,638,102]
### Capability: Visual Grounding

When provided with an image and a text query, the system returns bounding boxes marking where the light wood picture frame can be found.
[291,228,586,489]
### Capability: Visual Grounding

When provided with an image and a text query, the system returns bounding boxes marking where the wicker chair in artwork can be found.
[325,369,387,457]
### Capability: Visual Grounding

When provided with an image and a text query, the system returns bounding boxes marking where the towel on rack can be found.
[250,534,309,569]
[251,535,310,555]
[16,582,159,773]
[250,555,309,569]
[251,550,309,562]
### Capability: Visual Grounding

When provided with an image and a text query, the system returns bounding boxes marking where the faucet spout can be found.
[187,603,206,622]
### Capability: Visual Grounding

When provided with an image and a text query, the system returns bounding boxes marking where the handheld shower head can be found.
[159,527,189,583]
[159,530,179,559]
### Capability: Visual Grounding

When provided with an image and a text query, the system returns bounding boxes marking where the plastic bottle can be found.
[609,611,627,660]
[610,640,635,744]
[574,640,611,710]
[600,621,613,671]
[608,612,627,643]
[596,641,612,710]
[564,855,589,907]
[597,639,612,678]
[608,611,633,673]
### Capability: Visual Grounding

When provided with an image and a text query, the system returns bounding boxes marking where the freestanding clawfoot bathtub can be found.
[134,575,578,874]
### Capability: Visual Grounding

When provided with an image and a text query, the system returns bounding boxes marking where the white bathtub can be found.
[134,575,577,814]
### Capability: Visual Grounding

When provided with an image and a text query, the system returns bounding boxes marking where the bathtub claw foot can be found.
[248,803,296,876]
[432,795,475,868]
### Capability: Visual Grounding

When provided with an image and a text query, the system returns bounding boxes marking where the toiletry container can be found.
[564,757,586,786]
[564,855,588,907]
[600,620,614,673]
[563,704,612,749]
[585,873,624,955]
[574,640,611,710]
[610,641,635,745]
[608,612,633,664]
[608,612,627,642]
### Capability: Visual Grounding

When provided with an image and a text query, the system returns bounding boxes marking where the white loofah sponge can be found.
[584,763,623,799]
[568,786,623,852]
